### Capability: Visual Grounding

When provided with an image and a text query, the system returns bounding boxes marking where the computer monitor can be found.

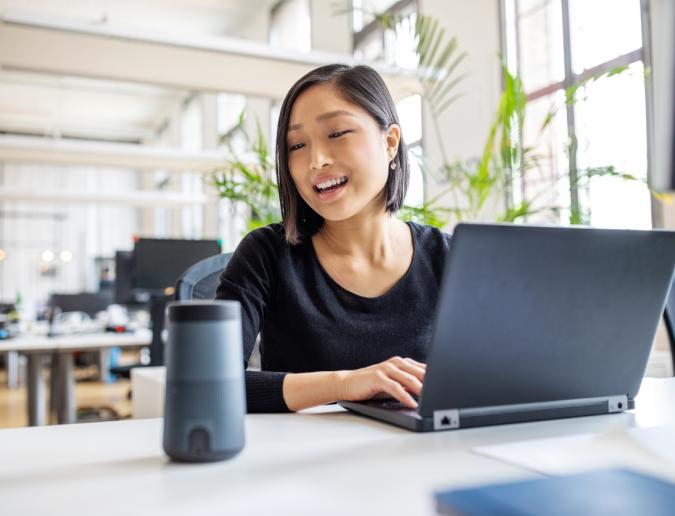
[48,291,114,317]
[114,250,145,306]
[650,0,675,192]
[131,238,221,295]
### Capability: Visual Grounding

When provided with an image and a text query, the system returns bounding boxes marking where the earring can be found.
[389,160,397,171]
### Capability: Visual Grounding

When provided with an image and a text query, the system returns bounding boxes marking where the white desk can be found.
[0,330,152,426]
[0,378,673,516]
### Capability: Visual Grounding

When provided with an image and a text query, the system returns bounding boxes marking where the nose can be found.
[309,143,333,170]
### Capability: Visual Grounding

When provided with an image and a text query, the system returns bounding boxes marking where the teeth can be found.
[316,177,346,191]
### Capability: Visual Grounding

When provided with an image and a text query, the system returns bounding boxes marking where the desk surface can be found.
[0,328,152,352]
[1,378,673,516]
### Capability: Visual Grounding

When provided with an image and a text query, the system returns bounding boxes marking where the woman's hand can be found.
[335,356,426,409]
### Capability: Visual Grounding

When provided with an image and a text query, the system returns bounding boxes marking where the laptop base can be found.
[338,395,634,433]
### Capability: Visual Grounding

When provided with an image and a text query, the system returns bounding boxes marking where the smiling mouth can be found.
[313,176,348,193]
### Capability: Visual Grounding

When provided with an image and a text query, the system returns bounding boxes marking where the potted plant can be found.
[212,8,647,232]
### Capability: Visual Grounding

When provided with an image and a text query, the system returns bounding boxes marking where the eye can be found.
[288,142,304,152]
[329,130,350,139]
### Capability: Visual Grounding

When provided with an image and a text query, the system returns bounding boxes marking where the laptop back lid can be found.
[419,223,675,418]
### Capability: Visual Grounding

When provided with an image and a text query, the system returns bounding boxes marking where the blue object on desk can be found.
[434,469,675,516]
[105,346,121,384]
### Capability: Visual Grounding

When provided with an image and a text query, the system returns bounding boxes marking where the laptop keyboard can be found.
[365,398,418,411]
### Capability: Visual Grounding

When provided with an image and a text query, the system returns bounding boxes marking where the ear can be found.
[384,124,401,158]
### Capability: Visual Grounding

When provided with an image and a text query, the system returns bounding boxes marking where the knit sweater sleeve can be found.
[215,225,289,413]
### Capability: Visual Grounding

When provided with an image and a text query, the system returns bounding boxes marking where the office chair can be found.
[173,252,261,370]
[174,253,232,301]
[663,275,675,374]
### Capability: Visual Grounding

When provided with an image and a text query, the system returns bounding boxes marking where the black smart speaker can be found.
[162,300,246,462]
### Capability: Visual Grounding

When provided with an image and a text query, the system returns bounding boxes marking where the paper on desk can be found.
[473,424,675,480]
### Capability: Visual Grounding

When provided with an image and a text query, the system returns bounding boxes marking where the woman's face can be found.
[286,83,400,223]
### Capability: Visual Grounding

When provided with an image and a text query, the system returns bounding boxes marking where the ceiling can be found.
[0,70,187,143]
[0,0,275,37]
[0,0,277,143]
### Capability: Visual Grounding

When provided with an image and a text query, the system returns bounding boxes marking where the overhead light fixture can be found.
[41,249,55,262]
[60,250,73,262]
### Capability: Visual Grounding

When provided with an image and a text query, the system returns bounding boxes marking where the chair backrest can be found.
[664,275,675,355]
[174,253,232,301]
[174,251,262,370]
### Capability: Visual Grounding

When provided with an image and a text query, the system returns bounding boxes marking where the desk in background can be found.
[0,329,152,426]
[0,378,673,516]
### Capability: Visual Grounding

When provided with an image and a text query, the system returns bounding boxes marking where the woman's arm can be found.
[282,356,426,412]
[217,227,427,413]
[217,227,290,412]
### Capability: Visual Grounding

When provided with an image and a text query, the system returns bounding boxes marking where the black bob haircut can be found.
[275,64,410,245]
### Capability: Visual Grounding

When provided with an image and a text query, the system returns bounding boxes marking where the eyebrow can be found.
[288,110,356,132]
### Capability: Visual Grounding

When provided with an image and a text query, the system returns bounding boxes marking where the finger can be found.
[391,356,426,372]
[404,358,427,368]
[383,379,418,409]
[397,360,426,382]
[392,356,426,371]
[387,367,424,397]
[386,357,425,383]
[405,364,426,382]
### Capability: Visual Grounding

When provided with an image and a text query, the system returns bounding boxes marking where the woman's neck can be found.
[316,205,407,266]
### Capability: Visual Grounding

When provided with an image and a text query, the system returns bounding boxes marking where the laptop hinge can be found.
[431,395,628,430]
[433,409,460,430]
[458,395,630,419]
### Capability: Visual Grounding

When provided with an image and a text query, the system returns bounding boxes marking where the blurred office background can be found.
[0,0,673,427]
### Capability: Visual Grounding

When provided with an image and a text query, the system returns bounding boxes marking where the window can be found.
[179,94,203,238]
[353,0,418,68]
[502,0,651,228]
[396,94,424,207]
[216,93,247,155]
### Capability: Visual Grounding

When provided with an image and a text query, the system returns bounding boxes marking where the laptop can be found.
[338,223,675,432]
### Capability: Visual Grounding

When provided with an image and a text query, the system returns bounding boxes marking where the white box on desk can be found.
[131,366,166,419]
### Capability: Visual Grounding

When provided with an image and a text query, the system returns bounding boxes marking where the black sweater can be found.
[215,222,451,412]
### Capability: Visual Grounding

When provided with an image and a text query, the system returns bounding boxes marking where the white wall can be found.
[418,0,503,224]
[310,0,352,54]
[232,1,271,42]
[200,92,223,240]
[649,0,675,228]
[0,163,138,306]
[647,0,674,355]
[219,1,274,251]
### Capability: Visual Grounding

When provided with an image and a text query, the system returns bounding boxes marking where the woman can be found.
[216,64,450,412]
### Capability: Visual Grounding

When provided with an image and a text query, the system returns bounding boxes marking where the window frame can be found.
[500,0,653,225]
